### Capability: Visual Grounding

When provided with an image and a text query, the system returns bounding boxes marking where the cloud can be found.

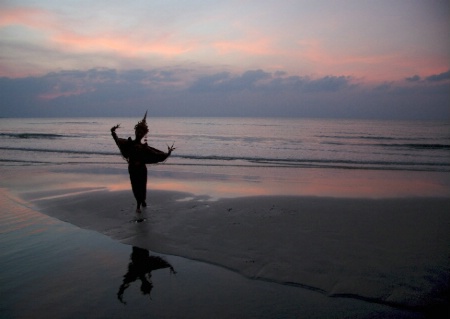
[405,70,450,83]
[425,70,450,82]
[0,6,52,29]
[189,70,272,93]
[52,29,194,58]
[189,70,354,93]
[2,1,448,84]
[405,75,421,82]
[0,3,198,77]
[0,67,448,120]
[289,75,354,92]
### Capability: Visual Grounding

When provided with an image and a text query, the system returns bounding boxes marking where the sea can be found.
[1,117,449,171]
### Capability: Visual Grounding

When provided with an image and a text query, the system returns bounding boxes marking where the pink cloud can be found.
[289,39,448,82]
[0,6,195,64]
[52,31,193,57]
[1,4,447,84]
[0,6,53,29]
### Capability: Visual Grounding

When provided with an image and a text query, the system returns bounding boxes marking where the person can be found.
[111,112,175,213]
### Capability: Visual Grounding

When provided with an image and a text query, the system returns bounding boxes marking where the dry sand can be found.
[23,187,450,312]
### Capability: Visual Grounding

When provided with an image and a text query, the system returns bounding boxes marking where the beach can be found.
[1,163,449,318]
[1,117,449,317]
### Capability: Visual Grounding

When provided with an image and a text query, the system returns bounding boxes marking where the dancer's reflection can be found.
[117,246,176,304]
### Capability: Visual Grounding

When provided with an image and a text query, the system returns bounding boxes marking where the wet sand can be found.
[24,187,450,312]
[1,189,430,319]
[2,165,450,317]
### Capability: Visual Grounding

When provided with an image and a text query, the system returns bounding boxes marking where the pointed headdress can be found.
[134,111,149,134]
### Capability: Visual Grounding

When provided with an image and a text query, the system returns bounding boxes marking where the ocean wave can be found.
[321,140,450,150]
[0,146,116,156]
[2,146,448,171]
[26,121,100,125]
[318,135,402,141]
[0,133,74,139]
[184,121,284,127]
[381,143,450,150]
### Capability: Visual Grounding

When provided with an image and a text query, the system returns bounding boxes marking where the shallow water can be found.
[0,189,423,319]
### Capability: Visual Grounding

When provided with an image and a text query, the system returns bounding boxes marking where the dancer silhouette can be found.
[111,112,175,213]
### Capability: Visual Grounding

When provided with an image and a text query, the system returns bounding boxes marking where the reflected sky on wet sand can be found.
[2,164,449,201]
[124,166,450,199]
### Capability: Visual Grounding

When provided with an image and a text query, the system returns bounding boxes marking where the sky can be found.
[0,0,449,119]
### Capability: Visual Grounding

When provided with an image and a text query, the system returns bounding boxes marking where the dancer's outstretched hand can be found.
[111,124,120,132]
[167,142,176,154]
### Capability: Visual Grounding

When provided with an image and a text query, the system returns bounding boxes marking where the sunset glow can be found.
[0,0,448,119]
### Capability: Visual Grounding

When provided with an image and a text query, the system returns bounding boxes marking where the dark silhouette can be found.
[117,246,176,304]
[111,112,175,213]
